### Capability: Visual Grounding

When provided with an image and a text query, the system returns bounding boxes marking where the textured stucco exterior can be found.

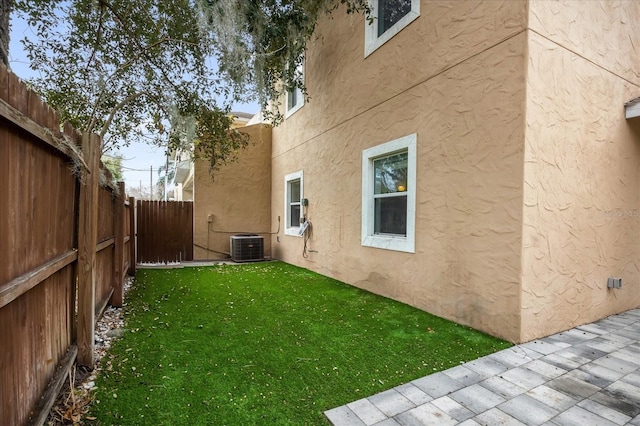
[193,124,272,260]
[520,1,640,341]
[195,1,640,343]
[271,1,529,342]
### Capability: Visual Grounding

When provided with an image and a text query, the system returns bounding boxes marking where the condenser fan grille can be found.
[230,234,264,262]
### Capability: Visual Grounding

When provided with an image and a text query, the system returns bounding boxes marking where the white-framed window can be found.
[284,170,304,236]
[362,134,416,253]
[285,60,305,118]
[364,0,420,57]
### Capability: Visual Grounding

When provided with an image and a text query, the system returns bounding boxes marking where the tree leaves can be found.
[12,0,371,174]
[201,0,371,125]
[15,1,217,152]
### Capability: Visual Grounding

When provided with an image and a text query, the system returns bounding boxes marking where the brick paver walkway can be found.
[325,309,640,425]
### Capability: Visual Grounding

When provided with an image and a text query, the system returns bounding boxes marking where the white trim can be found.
[284,170,304,236]
[364,0,420,57]
[361,134,416,253]
[285,87,304,118]
[625,98,640,119]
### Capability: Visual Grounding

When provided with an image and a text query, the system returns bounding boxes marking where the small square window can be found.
[362,134,416,252]
[365,0,420,57]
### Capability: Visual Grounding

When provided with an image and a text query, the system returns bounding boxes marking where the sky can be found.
[8,13,259,193]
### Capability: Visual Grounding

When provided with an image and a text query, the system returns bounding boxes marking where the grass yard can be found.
[90,262,510,425]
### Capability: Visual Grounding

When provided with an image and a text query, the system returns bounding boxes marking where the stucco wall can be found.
[193,124,273,260]
[521,1,640,341]
[276,0,528,159]
[529,0,640,85]
[271,2,528,342]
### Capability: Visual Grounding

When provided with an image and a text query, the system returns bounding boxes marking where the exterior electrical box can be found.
[230,234,264,262]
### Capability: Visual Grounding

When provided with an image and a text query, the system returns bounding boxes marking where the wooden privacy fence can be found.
[137,200,194,263]
[0,66,134,425]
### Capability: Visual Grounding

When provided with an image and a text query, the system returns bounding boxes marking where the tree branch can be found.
[84,4,105,76]
[83,0,202,135]
[86,36,173,134]
[97,0,192,93]
[97,91,147,138]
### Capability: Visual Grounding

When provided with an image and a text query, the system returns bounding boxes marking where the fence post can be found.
[110,182,125,307]
[77,133,100,368]
[129,196,136,274]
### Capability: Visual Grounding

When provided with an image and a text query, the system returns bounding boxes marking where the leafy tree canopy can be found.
[201,0,370,122]
[101,153,124,183]
[11,0,370,173]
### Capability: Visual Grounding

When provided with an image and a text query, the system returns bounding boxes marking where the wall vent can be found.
[230,234,264,262]
[607,277,622,289]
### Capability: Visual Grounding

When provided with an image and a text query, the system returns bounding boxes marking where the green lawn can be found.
[90,262,510,425]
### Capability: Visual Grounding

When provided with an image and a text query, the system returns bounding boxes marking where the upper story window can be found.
[284,170,304,236]
[365,0,420,57]
[285,60,305,118]
[362,134,416,253]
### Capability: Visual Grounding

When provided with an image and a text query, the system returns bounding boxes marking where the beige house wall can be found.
[277,0,528,160]
[520,1,640,341]
[271,2,528,342]
[193,124,273,260]
[199,0,640,343]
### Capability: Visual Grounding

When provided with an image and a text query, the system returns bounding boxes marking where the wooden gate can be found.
[136,200,194,263]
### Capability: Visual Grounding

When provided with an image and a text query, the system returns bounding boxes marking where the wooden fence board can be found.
[136,200,193,263]
[28,346,77,426]
[111,182,125,307]
[97,186,115,242]
[0,122,76,284]
[77,133,100,367]
[1,64,133,425]
[0,265,75,426]
[0,300,16,425]
[0,66,79,426]
[0,250,77,309]
[95,243,114,310]
[0,95,68,156]
[128,197,136,274]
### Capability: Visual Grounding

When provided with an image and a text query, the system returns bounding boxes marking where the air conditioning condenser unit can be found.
[230,234,264,262]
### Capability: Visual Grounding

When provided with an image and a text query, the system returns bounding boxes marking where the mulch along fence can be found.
[0,65,135,425]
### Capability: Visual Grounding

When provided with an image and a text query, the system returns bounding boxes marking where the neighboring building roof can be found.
[246,110,271,126]
[230,111,255,120]
[625,96,640,119]
[229,111,254,129]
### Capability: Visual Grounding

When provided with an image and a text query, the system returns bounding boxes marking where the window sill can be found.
[362,234,414,253]
[284,228,303,237]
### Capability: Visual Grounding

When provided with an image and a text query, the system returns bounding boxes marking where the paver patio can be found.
[326,309,640,425]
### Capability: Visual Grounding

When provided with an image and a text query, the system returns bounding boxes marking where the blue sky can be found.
[9,13,259,192]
